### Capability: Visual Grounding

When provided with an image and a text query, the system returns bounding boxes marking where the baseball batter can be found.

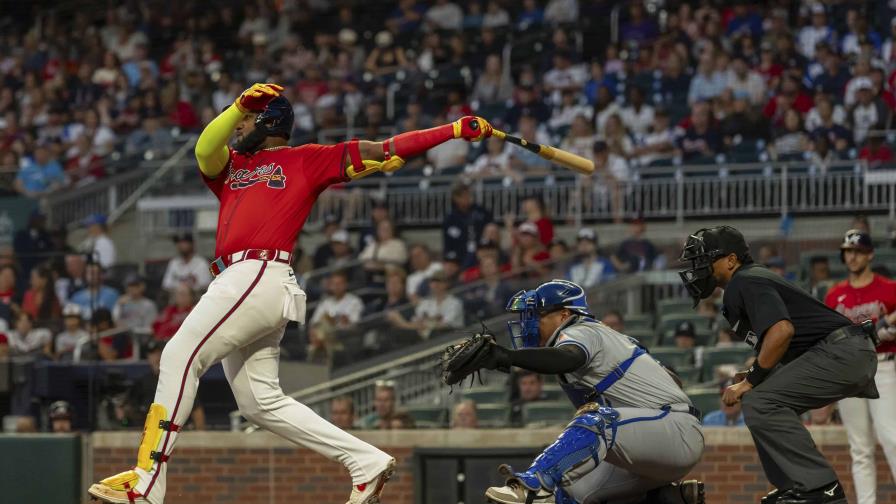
[88,83,493,504]
[479,280,705,504]
[824,229,896,504]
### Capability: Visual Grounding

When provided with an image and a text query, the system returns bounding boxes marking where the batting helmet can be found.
[506,279,593,349]
[840,229,873,261]
[234,95,295,153]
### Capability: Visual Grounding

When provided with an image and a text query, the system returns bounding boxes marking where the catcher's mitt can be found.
[439,331,510,387]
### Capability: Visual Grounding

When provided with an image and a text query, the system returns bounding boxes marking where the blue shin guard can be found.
[513,406,619,504]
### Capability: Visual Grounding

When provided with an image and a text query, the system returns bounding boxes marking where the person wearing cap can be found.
[324,229,356,271]
[701,378,746,427]
[797,4,835,60]
[568,228,615,289]
[161,233,211,293]
[55,304,89,360]
[858,131,894,168]
[443,183,493,267]
[13,210,53,277]
[69,263,120,321]
[406,243,442,301]
[510,221,550,278]
[358,197,390,252]
[312,214,343,269]
[680,225,878,504]
[849,75,886,146]
[308,270,364,364]
[79,214,116,269]
[824,229,896,504]
[49,400,74,433]
[387,268,464,340]
[611,217,659,273]
[13,141,66,197]
[113,274,158,335]
[673,321,697,350]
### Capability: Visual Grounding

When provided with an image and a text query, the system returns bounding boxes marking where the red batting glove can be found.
[452,116,493,142]
[234,83,284,113]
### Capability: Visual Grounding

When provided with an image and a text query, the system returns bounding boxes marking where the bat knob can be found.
[469,119,480,131]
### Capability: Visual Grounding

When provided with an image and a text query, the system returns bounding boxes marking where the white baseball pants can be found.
[838,358,896,504]
[131,260,392,504]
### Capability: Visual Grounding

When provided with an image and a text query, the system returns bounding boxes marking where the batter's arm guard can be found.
[343,139,406,180]
[195,105,242,178]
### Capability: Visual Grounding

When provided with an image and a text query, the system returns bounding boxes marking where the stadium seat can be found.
[685,387,722,421]
[523,401,575,428]
[462,386,510,404]
[625,328,659,349]
[655,298,694,317]
[674,366,701,387]
[476,403,512,428]
[701,346,754,382]
[405,405,448,429]
[621,313,654,331]
[541,384,566,402]
[648,347,694,371]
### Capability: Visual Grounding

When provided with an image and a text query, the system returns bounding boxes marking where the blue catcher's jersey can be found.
[548,318,692,409]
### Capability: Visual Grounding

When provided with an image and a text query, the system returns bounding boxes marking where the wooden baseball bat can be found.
[469,120,595,175]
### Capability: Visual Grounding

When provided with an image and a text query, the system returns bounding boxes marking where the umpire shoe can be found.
[776,481,846,504]
[761,488,784,504]
[346,458,395,504]
[485,480,556,504]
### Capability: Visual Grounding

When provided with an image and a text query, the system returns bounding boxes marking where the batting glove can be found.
[452,116,493,142]
[234,83,284,114]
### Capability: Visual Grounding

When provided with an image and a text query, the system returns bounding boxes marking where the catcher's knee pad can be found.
[514,406,620,498]
[136,403,180,471]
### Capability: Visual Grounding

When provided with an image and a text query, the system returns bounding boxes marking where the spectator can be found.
[49,400,74,433]
[124,116,174,159]
[358,197,391,251]
[451,400,479,429]
[702,378,746,426]
[859,133,894,168]
[807,256,832,300]
[460,241,508,283]
[850,77,886,145]
[633,108,676,166]
[13,211,53,277]
[364,30,410,78]
[424,0,463,31]
[505,85,552,127]
[69,263,119,319]
[131,339,205,430]
[443,183,493,267]
[568,228,616,289]
[809,97,852,153]
[809,50,850,101]
[151,283,194,342]
[725,55,766,107]
[55,304,88,360]
[56,254,87,306]
[511,371,547,426]
[385,411,416,429]
[308,271,363,363]
[601,309,625,333]
[320,229,356,272]
[591,140,629,223]
[466,136,516,181]
[361,381,397,429]
[797,4,836,59]
[463,255,514,320]
[673,321,697,353]
[64,135,106,184]
[472,54,514,108]
[603,113,634,158]
[559,114,597,162]
[387,269,464,339]
[425,122,469,171]
[516,0,544,31]
[13,416,38,433]
[113,275,158,334]
[840,9,880,57]
[78,214,116,269]
[406,244,442,301]
[688,53,727,105]
[659,52,691,106]
[621,2,659,43]
[21,266,61,325]
[482,1,510,29]
[806,404,838,426]
[14,142,66,197]
[365,267,411,316]
[612,218,660,273]
[6,312,52,357]
[543,51,587,105]
[520,195,553,247]
[620,86,655,136]
[677,102,722,162]
[360,218,408,286]
[311,214,343,269]
[510,222,550,277]
[883,17,896,66]
[508,115,554,171]
[0,265,15,307]
[330,396,356,430]
[161,234,211,294]
[544,0,578,25]
[771,109,809,161]
[549,88,593,131]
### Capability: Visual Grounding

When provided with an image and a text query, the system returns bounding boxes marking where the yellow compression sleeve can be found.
[195,105,242,178]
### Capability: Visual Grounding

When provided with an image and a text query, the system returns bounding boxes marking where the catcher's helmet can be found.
[234,95,295,153]
[840,228,873,262]
[506,280,593,349]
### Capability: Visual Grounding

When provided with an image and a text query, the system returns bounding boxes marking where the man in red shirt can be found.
[89,83,493,504]
[824,229,896,504]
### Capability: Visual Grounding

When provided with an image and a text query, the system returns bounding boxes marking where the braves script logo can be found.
[227,163,286,190]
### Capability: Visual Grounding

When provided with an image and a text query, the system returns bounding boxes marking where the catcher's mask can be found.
[506,280,593,349]
[679,226,751,307]
[234,95,294,153]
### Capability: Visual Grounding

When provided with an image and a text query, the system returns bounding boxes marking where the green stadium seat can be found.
[523,401,575,428]
[621,313,654,331]
[685,387,722,420]
[462,386,509,404]
[476,403,512,428]
[405,405,447,428]
[626,328,660,349]
[701,346,754,382]
[656,298,695,316]
[674,366,701,387]
[541,384,566,402]
[649,347,694,371]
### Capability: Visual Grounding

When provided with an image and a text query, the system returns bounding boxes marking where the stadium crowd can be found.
[2,0,896,431]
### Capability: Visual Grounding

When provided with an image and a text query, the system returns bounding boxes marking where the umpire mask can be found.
[679,226,751,307]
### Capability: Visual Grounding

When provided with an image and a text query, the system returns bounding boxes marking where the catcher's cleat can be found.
[87,470,150,503]
[345,458,396,504]
[485,480,555,504]
[641,480,705,504]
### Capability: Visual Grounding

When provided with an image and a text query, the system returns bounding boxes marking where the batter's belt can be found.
[210,249,292,276]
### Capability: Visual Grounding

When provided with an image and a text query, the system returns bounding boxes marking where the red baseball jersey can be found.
[825,274,896,353]
[202,144,349,258]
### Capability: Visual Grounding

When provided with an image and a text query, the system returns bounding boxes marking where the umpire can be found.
[679,226,878,504]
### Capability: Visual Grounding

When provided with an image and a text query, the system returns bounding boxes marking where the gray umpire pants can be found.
[741,331,878,492]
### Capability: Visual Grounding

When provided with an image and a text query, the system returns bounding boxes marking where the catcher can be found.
[441,279,705,504]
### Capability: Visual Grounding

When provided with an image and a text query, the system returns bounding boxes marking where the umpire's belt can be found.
[210,249,292,277]
[825,324,869,345]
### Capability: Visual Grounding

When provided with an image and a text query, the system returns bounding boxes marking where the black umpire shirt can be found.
[722,263,852,364]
